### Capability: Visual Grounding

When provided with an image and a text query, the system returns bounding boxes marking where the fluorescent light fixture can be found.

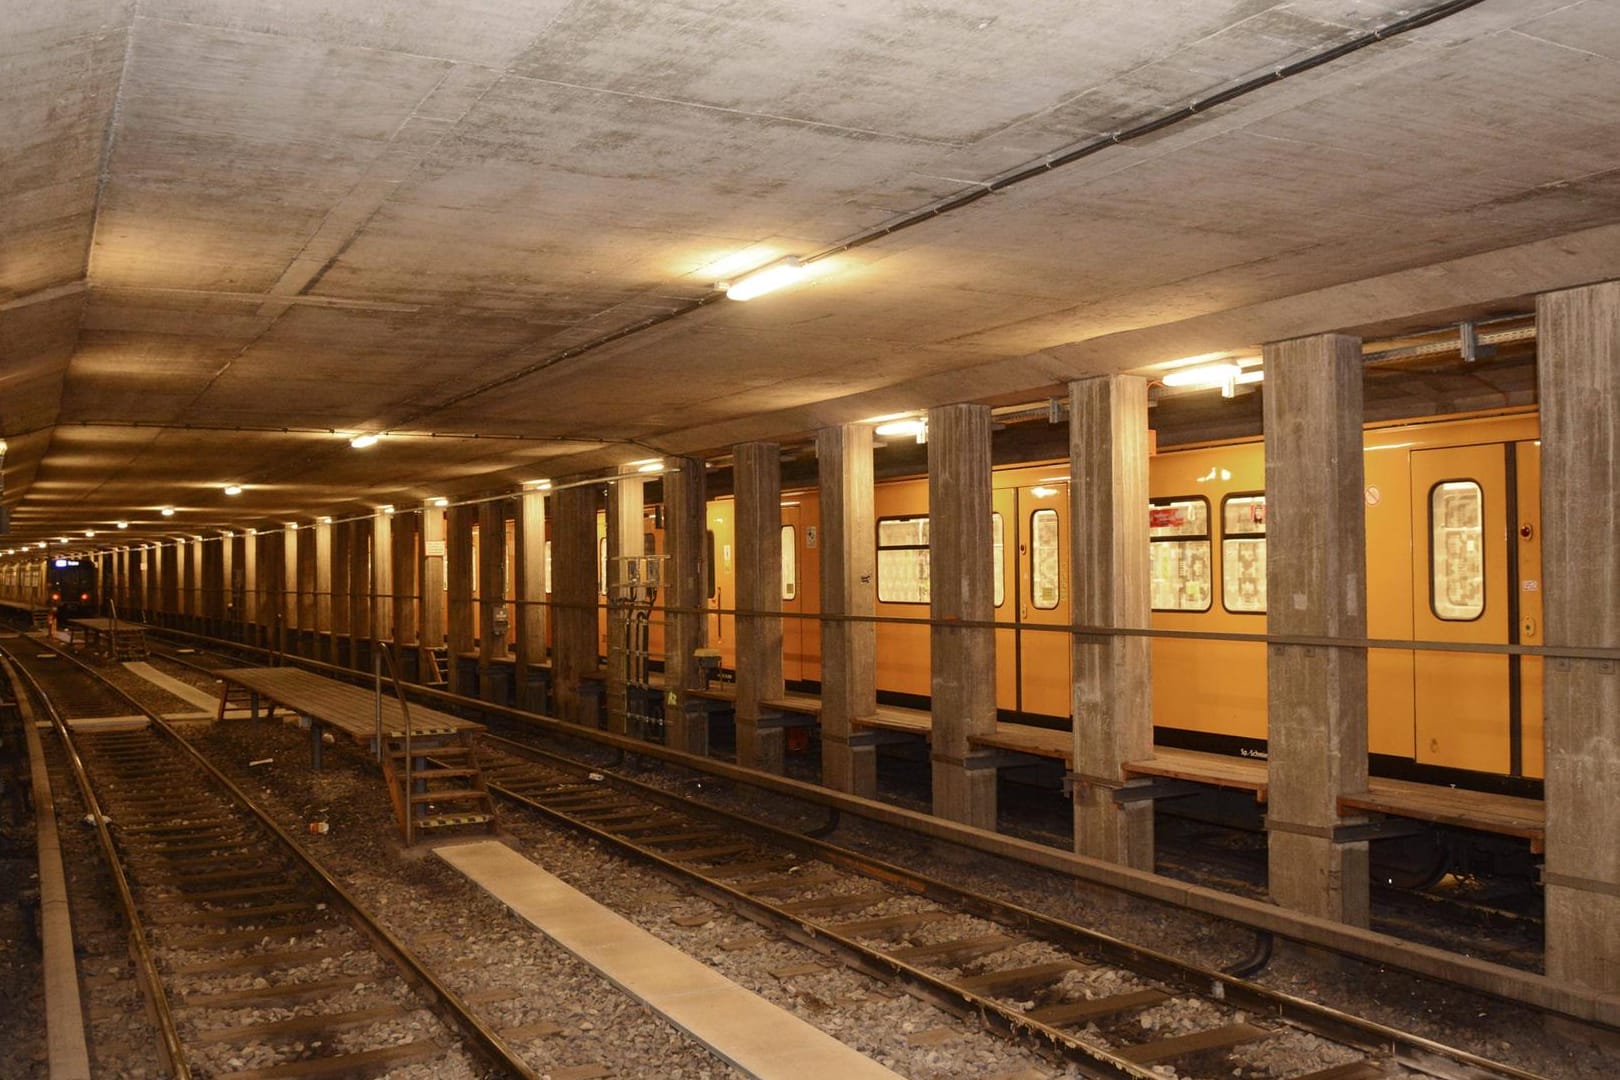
[874,418,926,438]
[528,479,552,491]
[161,507,175,517]
[83,529,95,537]
[723,257,807,301]
[1235,368,1264,385]
[350,433,380,449]
[382,505,395,515]
[1161,362,1242,388]
[636,461,665,474]
[116,521,128,529]
[223,484,243,496]
[318,516,333,524]
[430,497,449,508]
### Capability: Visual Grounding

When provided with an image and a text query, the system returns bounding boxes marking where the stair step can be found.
[396,767,481,781]
[415,813,495,830]
[409,788,491,804]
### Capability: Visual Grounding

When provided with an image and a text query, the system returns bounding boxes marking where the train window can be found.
[1431,480,1484,620]
[544,540,553,594]
[599,536,607,596]
[781,524,797,601]
[1149,496,1212,612]
[877,515,930,604]
[1030,508,1060,610]
[992,512,1005,608]
[1221,494,1266,614]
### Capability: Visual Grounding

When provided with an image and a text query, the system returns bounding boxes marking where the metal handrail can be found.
[375,637,418,845]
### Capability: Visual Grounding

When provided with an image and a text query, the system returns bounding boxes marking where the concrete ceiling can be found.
[3,0,1618,553]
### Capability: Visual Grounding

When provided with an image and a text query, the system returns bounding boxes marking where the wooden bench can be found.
[1345,778,1545,853]
[1123,747,1270,802]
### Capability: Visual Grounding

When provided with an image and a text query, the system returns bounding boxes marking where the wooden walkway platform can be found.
[216,666,482,740]
[216,667,495,841]
[67,617,149,659]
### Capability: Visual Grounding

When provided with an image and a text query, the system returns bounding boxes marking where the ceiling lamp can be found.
[1161,362,1242,389]
[350,433,380,449]
[223,484,243,496]
[430,497,449,507]
[874,417,926,439]
[161,507,175,517]
[1234,368,1264,385]
[633,459,665,474]
[83,529,95,537]
[723,257,807,301]
[116,521,128,529]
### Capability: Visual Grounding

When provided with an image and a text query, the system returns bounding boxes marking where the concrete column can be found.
[446,505,475,692]
[331,522,351,658]
[280,525,297,647]
[927,403,997,830]
[1538,281,1620,992]
[296,525,316,647]
[372,510,393,649]
[314,519,333,660]
[605,472,645,735]
[220,533,235,627]
[160,543,179,620]
[241,533,258,641]
[392,510,420,657]
[733,442,784,772]
[513,489,549,711]
[264,530,287,653]
[347,520,370,667]
[201,536,223,627]
[421,505,447,668]
[1263,332,1369,926]
[817,424,878,796]
[477,500,508,701]
[1070,376,1154,868]
[553,485,600,725]
[183,538,199,622]
[147,545,161,616]
[662,457,709,755]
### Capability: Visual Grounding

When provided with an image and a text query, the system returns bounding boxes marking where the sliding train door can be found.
[1409,444,1513,774]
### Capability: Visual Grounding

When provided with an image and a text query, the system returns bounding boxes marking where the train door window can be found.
[992,512,1005,608]
[1431,480,1484,620]
[1220,494,1266,614]
[1030,508,1060,610]
[877,516,930,604]
[781,524,797,601]
[598,537,607,596]
[544,541,553,594]
[1149,497,1211,612]
[706,529,716,599]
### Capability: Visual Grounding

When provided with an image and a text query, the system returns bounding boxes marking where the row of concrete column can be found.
[80,279,1620,993]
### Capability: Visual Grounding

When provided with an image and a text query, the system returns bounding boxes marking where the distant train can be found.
[48,557,100,621]
[566,407,1541,797]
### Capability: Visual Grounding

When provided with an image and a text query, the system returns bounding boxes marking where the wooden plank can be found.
[972,724,1071,764]
[1114,1022,1270,1064]
[214,1039,441,1080]
[1345,777,1544,848]
[1124,747,1268,800]
[1024,989,1168,1027]
[190,1004,404,1044]
[953,960,1084,997]
[775,890,890,916]
[1291,1064,1388,1080]
[216,667,483,741]
[827,911,951,937]
[888,933,1021,966]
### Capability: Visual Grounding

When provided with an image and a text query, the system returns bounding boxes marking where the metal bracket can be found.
[1112,778,1203,804]
[1265,815,1400,844]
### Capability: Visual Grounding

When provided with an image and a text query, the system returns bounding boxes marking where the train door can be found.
[1013,481,1071,722]
[780,506,803,683]
[1514,440,1543,779]
[707,498,737,671]
[1409,445,1512,774]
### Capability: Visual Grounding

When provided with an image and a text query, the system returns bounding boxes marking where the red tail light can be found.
[51,592,60,601]
[81,592,90,601]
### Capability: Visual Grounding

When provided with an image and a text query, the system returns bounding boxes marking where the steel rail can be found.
[0,650,192,1080]
[482,733,1546,1080]
[144,626,1620,1030]
[14,635,541,1080]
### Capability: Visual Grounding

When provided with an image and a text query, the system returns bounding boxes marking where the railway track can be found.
[143,635,1566,1077]
[3,641,536,1080]
[469,733,1537,1080]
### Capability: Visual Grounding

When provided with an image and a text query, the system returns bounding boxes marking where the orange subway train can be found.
[473,407,1542,796]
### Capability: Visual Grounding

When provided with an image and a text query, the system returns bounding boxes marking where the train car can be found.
[48,556,99,621]
[689,407,1540,796]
